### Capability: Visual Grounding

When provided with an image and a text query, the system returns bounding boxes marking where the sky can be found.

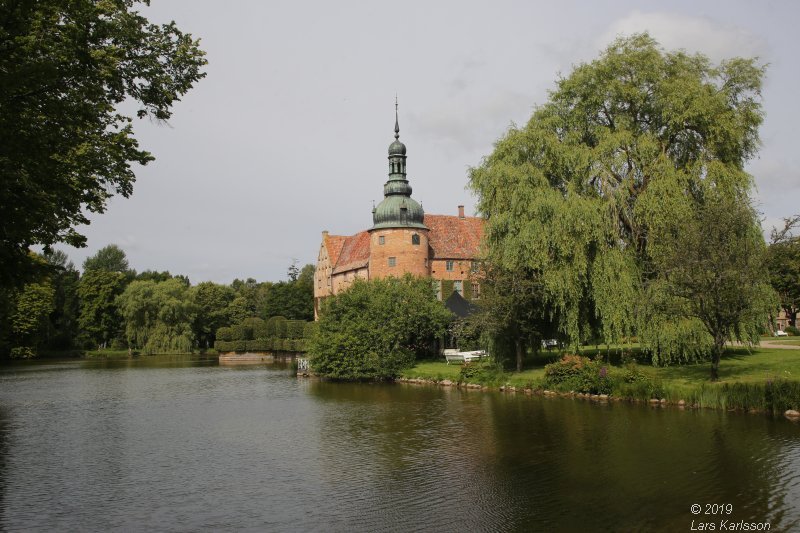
[59,0,800,284]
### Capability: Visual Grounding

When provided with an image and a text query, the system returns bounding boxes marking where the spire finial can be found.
[394,95,399,140]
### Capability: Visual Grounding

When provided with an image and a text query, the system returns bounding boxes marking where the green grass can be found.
[765,338,800,346]
[401,347,800,413]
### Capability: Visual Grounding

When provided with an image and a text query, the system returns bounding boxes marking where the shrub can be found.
[286,320,306,339]
[459,359,506,386]
[292,339,307,352]
[253,321,269,340]
[240,317,265,340]
[230,324,245,341]
[785,325,800,336]
[10,346,35,359]
[303,321,319,339]
[544,354,612,394]
[214,340,236,352]
[246,339,271,351]
[216,326,233,342]
[268,316,288,338]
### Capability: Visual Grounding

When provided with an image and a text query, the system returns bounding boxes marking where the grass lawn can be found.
[765,338,800,346]
[403,346,800,391]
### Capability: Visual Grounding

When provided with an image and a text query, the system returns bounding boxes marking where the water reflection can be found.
[0,359,798,532]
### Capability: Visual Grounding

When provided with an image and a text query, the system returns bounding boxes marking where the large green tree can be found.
[469,34,770,377]
[77,270,127,348]
[767,216,800,329]
[0,0,206,289]
[190,281,235,349]
[43,249,80,350]
[309,276,453,380]
[263,263,314,320]
[116,278,196,354]
[645,190,775,379]
[9,280,55,358]
[82,244,134,276]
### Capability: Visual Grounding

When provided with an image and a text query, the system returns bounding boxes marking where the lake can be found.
[1,356,798,532]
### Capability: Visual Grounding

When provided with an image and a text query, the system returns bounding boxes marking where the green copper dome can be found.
[371,102,427,231]
[372,196,426,229]
[389,139,406,156]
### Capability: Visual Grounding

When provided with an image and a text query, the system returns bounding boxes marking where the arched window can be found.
[411,234,420,245]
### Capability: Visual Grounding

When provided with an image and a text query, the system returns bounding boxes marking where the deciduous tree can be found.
[309,276,452,380]
[77,270,126,348]
[469,34,769,377]
[767,216,800,329]
[0,0,206,288]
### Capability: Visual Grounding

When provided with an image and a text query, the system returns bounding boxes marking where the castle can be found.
[313,108,485,319]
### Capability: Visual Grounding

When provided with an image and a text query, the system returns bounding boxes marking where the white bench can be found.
[443,349,463,364]
[443,349,487,364]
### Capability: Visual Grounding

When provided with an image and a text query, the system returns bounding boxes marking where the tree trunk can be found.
[710,336,725,382]
[515,339,524,373]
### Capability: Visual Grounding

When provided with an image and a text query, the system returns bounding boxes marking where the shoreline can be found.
[393,375,800,420]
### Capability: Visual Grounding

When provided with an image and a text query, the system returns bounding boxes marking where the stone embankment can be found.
[394,377,800,420]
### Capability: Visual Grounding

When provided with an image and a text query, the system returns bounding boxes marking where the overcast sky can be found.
[59,0,800,284]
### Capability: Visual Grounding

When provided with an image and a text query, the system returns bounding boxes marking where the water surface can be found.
[1,357,798,531]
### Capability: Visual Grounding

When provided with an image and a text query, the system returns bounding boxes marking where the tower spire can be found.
[394,95,400,140]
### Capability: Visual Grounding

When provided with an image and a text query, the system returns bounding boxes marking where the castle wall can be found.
[368,228,430,280]
[331,267,369,294]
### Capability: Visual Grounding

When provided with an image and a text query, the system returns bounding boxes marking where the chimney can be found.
[458,205,465,219]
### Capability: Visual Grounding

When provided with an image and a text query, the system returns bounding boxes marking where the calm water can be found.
[1,356,799,532]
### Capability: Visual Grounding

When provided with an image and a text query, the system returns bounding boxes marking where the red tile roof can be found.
[326,215,485,274]
[324,234,346,266]
[424,214,484,259]
[332,231,371,274]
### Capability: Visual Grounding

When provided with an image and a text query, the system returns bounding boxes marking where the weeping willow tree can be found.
[469,34,774,378]
[116,278,196,354]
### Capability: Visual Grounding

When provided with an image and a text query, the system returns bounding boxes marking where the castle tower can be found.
[368,102,430,279]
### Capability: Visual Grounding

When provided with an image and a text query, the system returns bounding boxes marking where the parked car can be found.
[775,330,789,337]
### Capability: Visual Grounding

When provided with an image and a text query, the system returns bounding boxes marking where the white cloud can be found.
[600,11,767,63]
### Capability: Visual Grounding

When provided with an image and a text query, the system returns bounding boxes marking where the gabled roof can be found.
[445,291,479,318]
[332,231,371,274]
[424,214,484,259]
[324,234,347,266]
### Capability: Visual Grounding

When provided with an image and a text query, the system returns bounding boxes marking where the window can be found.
[446,260,454,271]
[472,282,481,299]
[388,257,396,267]
[454,280,463,295]
[411,234,420,245]
[432,280,442,300]
[471,261,480,274]
[378,235,385,245]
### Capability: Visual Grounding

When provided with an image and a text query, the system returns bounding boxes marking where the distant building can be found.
[314,108,484,319]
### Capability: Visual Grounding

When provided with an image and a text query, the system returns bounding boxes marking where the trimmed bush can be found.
[268,316,288,338]
[230,324,245,341]
[286,320,305,339]
[216,327,233,342]
[303,321,319,339]
[785,325,799,336]
[246,339,271,351]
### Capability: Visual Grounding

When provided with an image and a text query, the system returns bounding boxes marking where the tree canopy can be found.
[0,0,206,288]
[767,216,800,329]
[469,34,773,378]
[309,276,452,380]
[82,244,133,275]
